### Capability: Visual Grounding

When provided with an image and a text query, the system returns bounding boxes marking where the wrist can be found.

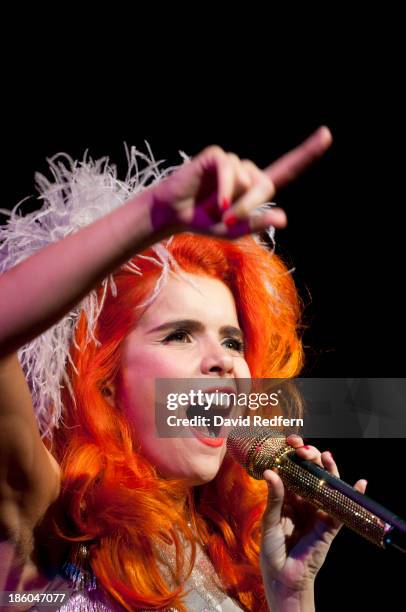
[108,189,177,260]
[148,187,187,239]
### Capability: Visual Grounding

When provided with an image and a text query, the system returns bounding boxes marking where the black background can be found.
[1,18,404,610]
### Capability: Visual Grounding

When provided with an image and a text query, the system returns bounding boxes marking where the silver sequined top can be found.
[29,542,244,611]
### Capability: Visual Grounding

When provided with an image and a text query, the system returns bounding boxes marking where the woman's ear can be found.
[101,383,116,407]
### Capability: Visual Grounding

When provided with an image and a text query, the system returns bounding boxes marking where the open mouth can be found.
[185,397,235,438]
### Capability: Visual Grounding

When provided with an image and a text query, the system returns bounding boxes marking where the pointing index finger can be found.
[264,126,333,191]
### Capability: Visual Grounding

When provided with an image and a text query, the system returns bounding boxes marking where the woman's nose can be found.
[200,347,234,375]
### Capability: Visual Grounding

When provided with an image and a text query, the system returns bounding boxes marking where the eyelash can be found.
[162,329,245,353]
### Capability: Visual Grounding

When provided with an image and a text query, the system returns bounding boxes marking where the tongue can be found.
[190,422,222,438]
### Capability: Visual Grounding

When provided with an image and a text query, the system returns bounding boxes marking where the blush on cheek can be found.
[125,358,179,382]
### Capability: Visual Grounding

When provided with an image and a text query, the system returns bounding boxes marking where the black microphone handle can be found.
[288,452,406,554]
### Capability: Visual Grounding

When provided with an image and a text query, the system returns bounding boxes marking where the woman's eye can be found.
[162,331,244,352]
[223,338,244,353]
[163,330,191,343]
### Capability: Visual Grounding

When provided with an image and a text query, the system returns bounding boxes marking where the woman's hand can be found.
[260,435,367,605]
[149,127,332,240]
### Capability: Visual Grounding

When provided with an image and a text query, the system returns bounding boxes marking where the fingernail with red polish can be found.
[221,197,230,211]
[326,450,334,459]
[224,212,238,226]
[298,445,310,450]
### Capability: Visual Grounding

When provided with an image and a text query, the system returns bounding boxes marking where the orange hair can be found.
[51,233,304,611]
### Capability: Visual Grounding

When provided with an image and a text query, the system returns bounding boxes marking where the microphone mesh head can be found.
[226,426,291,479]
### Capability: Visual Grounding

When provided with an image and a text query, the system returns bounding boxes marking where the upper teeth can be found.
[201,403,230,411]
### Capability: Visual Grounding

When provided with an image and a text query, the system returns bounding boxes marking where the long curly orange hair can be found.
[52,233,304,611]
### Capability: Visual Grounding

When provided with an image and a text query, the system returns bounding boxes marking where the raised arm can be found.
[0,127,331,357]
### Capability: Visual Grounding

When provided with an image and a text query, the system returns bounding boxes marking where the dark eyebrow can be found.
[148,319,244,340]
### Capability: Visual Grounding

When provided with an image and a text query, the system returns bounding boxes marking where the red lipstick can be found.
[190,428,225,447]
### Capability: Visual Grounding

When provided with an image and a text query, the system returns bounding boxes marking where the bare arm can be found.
[0,190,162,357]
